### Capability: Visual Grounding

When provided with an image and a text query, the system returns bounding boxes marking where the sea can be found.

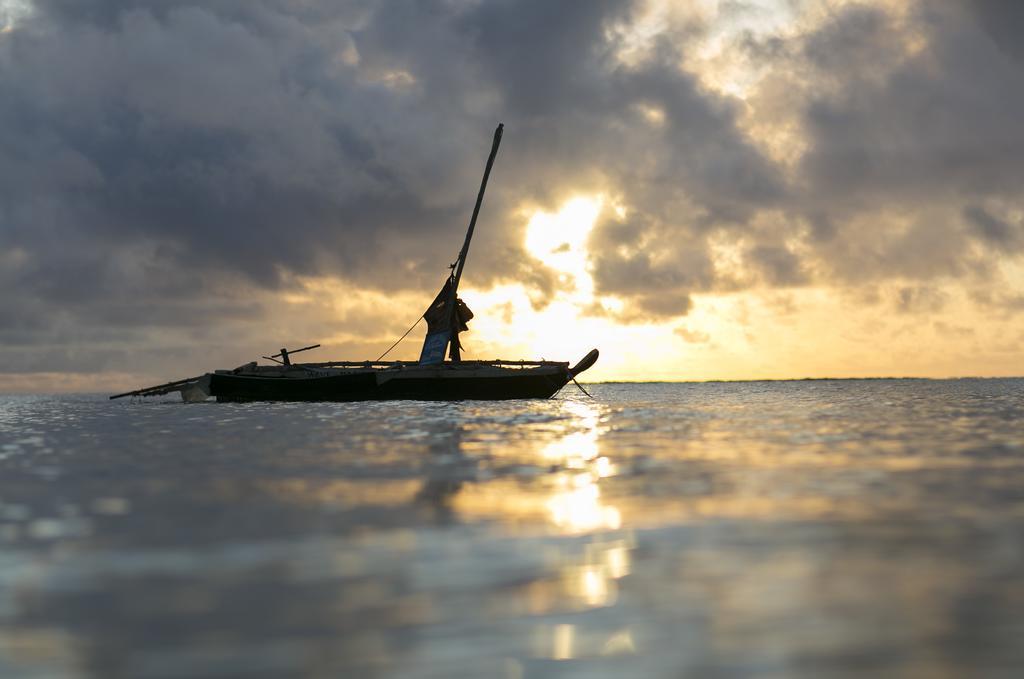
[0,380,1022,678]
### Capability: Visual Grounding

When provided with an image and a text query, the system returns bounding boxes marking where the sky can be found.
[1,0,1023,391]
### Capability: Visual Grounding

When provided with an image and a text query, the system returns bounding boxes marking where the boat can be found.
[111,123,599,403]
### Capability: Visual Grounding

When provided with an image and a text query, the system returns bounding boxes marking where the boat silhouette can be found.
[111,124,599,402]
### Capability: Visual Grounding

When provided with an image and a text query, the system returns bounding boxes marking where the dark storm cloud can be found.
[962,0,1024,61]
[798,4,1024,201]
[783,1,1024,291]
[746,244,806,286]
[579,0,1014,323]
[963,205,1022,251]
[3,0,1024,381]
[0,0,493,373]
[582,0,1023,313]
[590,209,719,296]
[2,0,520,297]
[1,0,792,376]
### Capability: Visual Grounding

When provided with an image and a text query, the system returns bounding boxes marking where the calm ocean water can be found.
[0,380,1022,678]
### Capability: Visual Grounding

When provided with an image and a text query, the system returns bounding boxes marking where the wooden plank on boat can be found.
[376,363,565,385]
[291,359,569,369]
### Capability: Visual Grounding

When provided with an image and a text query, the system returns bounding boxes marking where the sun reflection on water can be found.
[440,399,637,660]
[537,400,601,463]
[541,400,621,533]
[451,398,623,538]
[546,476,621,533]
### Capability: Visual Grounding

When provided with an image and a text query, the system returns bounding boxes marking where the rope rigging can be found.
[375,316,423,362]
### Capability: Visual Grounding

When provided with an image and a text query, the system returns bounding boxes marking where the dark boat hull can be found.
[111,351,598,403]
[208,366,571,402]
[208,371,380,402]
[374,371,569,401]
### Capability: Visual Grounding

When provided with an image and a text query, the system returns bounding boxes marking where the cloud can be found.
[746,244,806,286]
[674,0,1024,311]
[963,205,1022,252]
[1,0,1023,382]
[674,324,710,344]
[1,0,787,355]
[895,285,948,315]
[798,4,1024,199]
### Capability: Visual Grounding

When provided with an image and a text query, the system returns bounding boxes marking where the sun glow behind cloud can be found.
[524,196,601,299]
[453,193,1024,383]
[463,197,624,372]
[460,196,711,380]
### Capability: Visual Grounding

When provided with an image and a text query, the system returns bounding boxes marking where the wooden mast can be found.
[447,122,504,361]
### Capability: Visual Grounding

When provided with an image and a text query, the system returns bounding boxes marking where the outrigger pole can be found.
[110,374,206,400]
[446,122,504,361]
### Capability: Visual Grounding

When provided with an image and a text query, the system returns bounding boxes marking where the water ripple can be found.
[0,380,1022,677]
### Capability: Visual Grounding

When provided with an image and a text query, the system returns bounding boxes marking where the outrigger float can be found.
[111,124,599,403]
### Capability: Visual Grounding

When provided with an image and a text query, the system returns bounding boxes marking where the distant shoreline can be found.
[579,375,1024,385]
